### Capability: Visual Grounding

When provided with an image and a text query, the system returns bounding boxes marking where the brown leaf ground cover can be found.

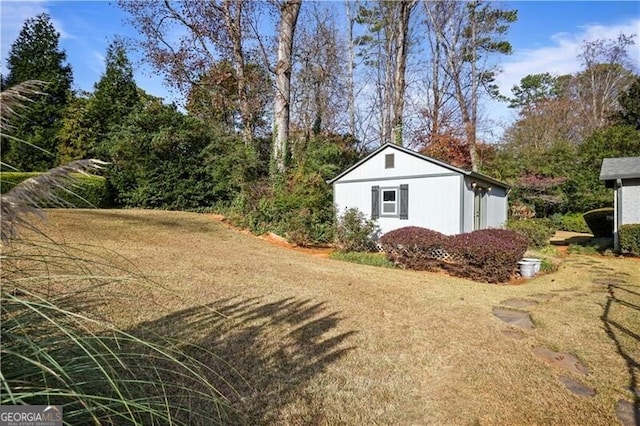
[13,209,640,425]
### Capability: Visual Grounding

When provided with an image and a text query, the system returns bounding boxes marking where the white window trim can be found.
[381,187,398,217]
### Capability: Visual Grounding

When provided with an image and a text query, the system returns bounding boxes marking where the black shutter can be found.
[399,184,408,219]
[371,186,380,219]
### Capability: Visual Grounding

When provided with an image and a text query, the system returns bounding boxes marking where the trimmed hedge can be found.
[583,208,614,238]
[379,227,448,271]
[445,229,529,283]
[551,213,590,233]
[380,227,528,283]
[1,172,111,208]
[619,224,640,256]
[506,219,556,249]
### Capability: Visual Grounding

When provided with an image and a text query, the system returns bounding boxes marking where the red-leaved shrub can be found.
[379,227,448,271]
[380,227,528,283]
[445,229,528,283]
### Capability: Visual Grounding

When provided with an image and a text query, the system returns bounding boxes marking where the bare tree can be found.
[573,34,636,132]
[417,1,459,147]
[424,0,516,171]
[118,0,260,144]
[273,0,302,174]
[357,0,416,146]
[291,4,347,139]
[345,0,358,138]
[391,0,416,144]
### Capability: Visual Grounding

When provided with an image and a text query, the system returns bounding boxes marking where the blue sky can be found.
[1,1,639,134]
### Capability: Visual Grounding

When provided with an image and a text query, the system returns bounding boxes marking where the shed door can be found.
[474,188,486,230]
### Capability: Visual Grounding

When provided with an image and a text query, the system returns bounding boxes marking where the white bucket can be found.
[518,260,536,278]
[522,258,542,275]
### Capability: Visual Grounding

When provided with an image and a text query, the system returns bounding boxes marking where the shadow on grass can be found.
[1,289,355,425]
[601,279,640,423]
[553,236,615,255]
[550,235,594,246]
[128,296,357,424]
[81,209,222,235]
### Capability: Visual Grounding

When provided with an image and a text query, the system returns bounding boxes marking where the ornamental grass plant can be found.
[1,81,235,424]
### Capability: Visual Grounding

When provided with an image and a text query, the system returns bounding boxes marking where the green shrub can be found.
[506,219,556,249]
[379,227,449,271]
[334,208,380,252]
[551,212,590,233]
[1,172,111,207]
[540,258,557,273]
[330,251,394,268]
[619,224,640,256]
[583,208,614,238]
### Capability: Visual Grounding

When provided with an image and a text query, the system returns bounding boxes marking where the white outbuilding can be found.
[328,143,510,236]
[599,156,640,248]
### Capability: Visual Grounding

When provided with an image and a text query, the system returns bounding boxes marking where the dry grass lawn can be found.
[9,209,640,425]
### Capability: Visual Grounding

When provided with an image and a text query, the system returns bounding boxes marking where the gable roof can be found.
[599,157,640,181]
[327,143,509,188]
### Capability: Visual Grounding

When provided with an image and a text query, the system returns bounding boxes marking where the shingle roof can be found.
[599,157,640,181]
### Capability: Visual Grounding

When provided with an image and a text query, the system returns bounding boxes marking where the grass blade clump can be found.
[1,81,241,424]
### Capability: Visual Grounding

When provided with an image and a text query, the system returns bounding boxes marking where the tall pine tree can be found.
[58,39,139,162]
[2,13,72,171]
[91,40,139,141]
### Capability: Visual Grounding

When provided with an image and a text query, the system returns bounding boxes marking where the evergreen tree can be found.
[616,75,640,129]
[57,94,96,164]
[58,40,140,162]
[2,13,72,171]
[91,40,139,142]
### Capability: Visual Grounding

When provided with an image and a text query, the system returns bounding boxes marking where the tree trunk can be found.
[391,0,414,145]
[345,0,356,138]
[468,1,479,171]
[222,0,254,145]
[273,0,302,174]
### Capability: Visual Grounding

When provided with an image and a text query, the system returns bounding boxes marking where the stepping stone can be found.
[530,294,554,302]
[592,277,627,286]
[558,376,596,397]
[532,347,590,375]
[502,329,526,340]
[616,400,638,426]
[501,298,539,308]
[493,308,534,330]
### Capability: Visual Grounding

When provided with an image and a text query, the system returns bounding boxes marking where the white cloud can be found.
[89,50,104,75]
[484,18,640,141]
[496,18,640,99]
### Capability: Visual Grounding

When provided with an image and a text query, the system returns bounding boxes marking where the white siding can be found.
[334,175,462,235]
[332,145,508,236]
[621,179,640,225]
[334,146,453,183]
[486,186,508,228]
[461,177,508,232]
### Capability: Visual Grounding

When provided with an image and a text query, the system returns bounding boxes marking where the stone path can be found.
[532,347,590,375]
[616,400,639,426]
[558,376,596,397]
[492,258,638,423]
[492,307,534,330]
